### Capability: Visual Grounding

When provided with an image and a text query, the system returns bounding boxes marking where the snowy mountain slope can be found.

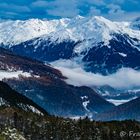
[0,70,31,81]
[0,16,140,75]
[0,16,140,47]
[0,18,69,46]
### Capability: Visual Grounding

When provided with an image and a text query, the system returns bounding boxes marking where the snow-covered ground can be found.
[81,96,90,112]
[2,127,26,140]
[0,70,31,80]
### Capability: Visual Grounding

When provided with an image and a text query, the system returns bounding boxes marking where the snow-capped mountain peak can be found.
[1,16,140,75]
[0,15,140,47]
[0,18,60,46]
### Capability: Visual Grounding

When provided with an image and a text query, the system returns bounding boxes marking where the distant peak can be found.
[130,17,140,30]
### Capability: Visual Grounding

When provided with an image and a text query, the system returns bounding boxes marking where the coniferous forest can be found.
[0,107,140,140]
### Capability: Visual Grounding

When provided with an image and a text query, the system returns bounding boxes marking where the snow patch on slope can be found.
[0,70,31,80]
[81,96,90,112]
[118,52,127,57]
[0,97,6,106]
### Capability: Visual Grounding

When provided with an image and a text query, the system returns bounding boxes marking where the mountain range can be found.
[0,16,140,121]
[0,47,114,118]
[0,16,140,75]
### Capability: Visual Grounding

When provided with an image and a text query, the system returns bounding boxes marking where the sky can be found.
[0,0,139,21]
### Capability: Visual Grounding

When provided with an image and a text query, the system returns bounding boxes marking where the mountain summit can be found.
[0,16,140,74]
[0,16,140,46]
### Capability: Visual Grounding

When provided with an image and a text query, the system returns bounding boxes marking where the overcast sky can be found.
[0,0,139,21]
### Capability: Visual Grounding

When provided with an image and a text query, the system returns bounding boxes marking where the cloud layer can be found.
[51,60,140,89]
[0,0,139,20]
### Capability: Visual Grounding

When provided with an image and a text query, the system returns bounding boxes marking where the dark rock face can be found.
[10,38,80,62]
[83,34,140,74]
[5,33,140,75]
